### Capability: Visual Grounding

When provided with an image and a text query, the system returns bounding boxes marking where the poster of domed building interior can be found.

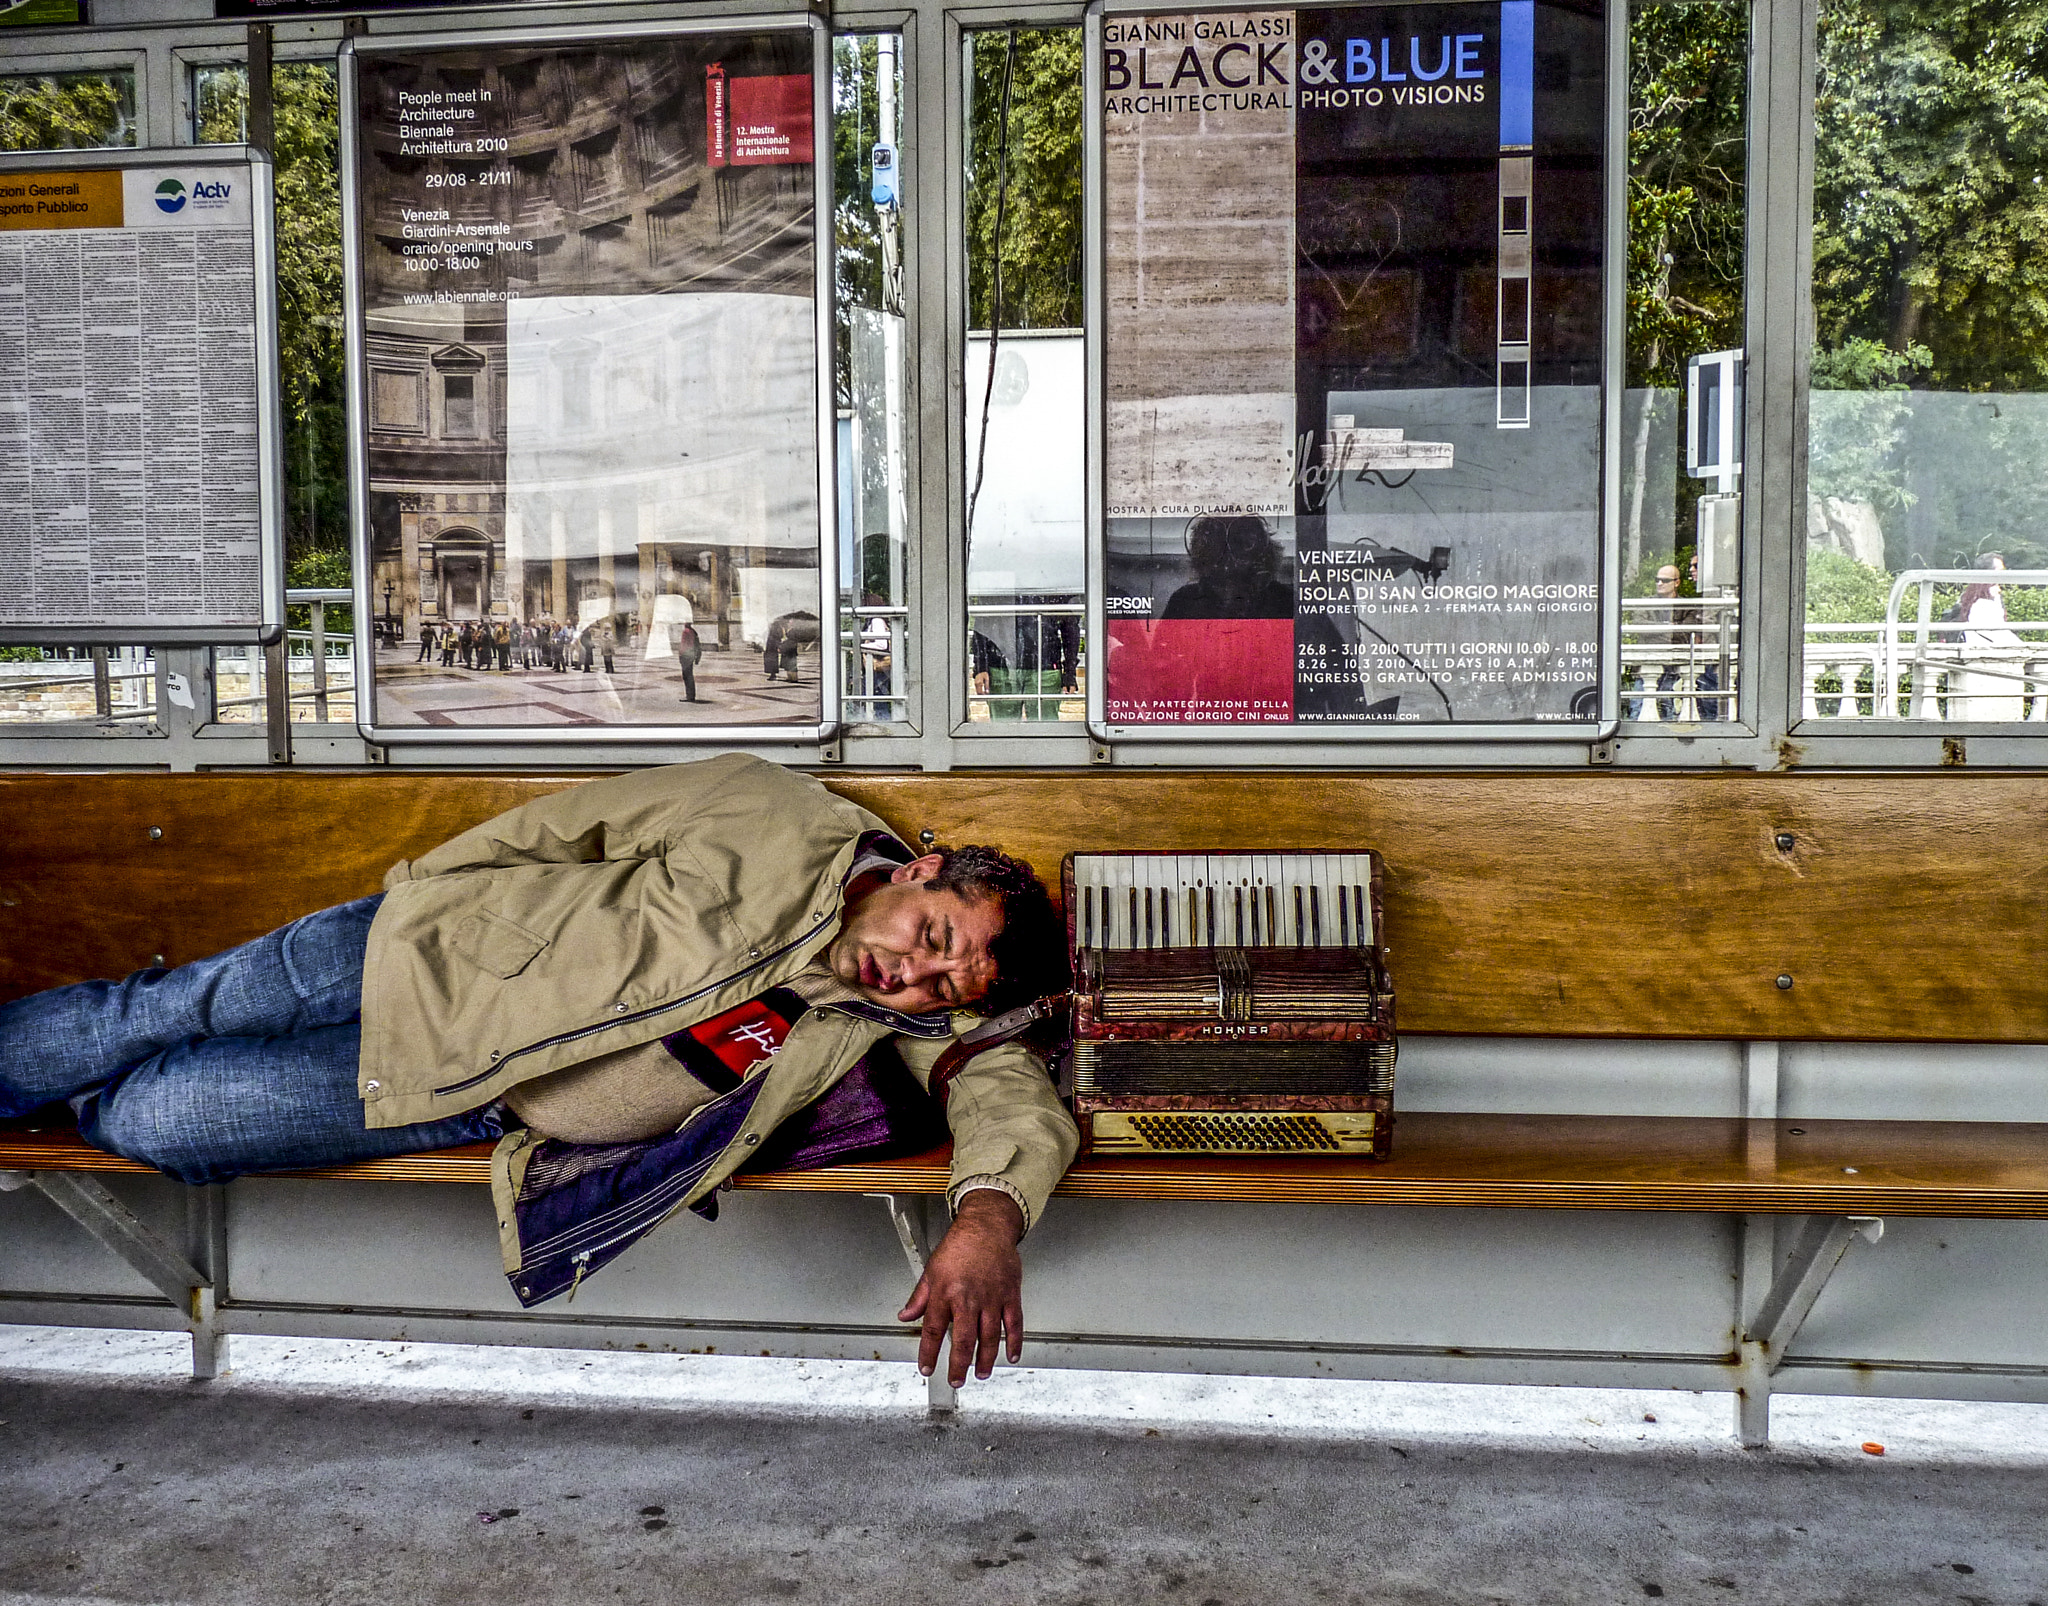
[344,22,832,739]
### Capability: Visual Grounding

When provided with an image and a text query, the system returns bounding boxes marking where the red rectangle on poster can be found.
[1104,619,1295,723]
[726,73,813,166]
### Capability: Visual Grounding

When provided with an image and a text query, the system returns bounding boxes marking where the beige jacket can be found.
[359,754,1077,1240]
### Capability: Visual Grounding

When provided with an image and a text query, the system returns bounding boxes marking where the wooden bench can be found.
[3,768,2045,1441]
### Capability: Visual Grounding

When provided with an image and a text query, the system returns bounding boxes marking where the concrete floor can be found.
[4,1327,2047,1606]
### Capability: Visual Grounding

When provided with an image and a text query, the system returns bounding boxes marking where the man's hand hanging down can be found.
[898,1189,1026,1387]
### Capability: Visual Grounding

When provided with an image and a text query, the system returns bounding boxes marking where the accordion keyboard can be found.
[1069,852,1376,951]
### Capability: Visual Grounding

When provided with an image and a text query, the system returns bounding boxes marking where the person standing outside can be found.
[596,618,617,675]
[416,618,436,662]
[676,618,703,702]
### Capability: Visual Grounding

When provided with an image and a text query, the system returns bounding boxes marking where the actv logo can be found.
[153,178,186,213]
[190,179,233,208]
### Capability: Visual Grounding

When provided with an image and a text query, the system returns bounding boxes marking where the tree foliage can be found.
[1626,0,1747,389]
[0,72,132,152]
[196,65,347,562]
[966,29,1083,331]
[1813,0,2048,388]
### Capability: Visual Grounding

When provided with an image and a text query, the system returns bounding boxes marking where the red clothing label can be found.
[661,988,804,1093]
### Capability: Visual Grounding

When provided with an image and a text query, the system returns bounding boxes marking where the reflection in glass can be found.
[1620,0,1746,724]
[0,72,135,152]
[834,33,909,726]
[963,27,1085,724]
[355,34,825,733]
[1804,0,2048,722]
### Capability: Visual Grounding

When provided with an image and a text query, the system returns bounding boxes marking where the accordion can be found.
[1063,852,1396,1158]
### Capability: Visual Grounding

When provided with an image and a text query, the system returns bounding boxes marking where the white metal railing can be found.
[214,588,357,725]
[842,604,909,725]
[1620,595,1740,722]
[11,590,2048,731]
[966,602,1085,723]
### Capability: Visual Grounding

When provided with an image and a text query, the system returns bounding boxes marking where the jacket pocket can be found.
[452,910,550,979]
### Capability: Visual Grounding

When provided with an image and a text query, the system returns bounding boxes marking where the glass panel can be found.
[963,27,1085,724]
[193,62,350,605]
[0,646,156,725]
[836,32,910,727]
[1620,0,1746,724]
[0,71,136,152]
[1803,0,2048,725]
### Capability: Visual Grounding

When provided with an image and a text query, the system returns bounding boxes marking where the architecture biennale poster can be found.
[345,24,830,738]
[1098,0,1610,731]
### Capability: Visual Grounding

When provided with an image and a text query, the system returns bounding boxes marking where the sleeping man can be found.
[0,754,1078,1387]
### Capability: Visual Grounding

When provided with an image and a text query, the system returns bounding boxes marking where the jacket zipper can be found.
[430,911,837,1097]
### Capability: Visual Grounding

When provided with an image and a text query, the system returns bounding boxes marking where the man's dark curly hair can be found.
[928,843,1070,1015]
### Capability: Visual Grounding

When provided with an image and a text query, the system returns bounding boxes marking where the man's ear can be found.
[891,853,945,885]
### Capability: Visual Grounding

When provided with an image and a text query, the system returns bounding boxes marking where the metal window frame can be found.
[1080,0,1627,748]
[1,0,2046,771]
[339,11,844,749]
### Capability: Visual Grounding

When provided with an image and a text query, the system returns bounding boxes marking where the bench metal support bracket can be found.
[868,1191,957,1417]
[1735,1213,1884,1448]
[0,1169,228,1380]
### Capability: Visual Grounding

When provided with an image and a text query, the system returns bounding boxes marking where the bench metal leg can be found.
[1736,1213,1884,1447]
[868,1191,958,1416]
[4,1170,226,1379]
[185,1185,231,1380]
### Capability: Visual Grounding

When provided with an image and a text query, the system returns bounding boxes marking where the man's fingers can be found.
[1005,1296,1025,1366]
[898,1271,931,1325]
[974,1306,1003,1381]
[946,1306,973,1390]
[911,1279,947,1378]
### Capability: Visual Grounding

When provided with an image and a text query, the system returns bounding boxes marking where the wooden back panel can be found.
[0,769,2040,1042]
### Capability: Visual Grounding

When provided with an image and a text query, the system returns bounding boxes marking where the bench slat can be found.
[7,1114,2047,1218]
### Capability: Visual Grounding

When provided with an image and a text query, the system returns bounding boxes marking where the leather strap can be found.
[926,994,1068,1107]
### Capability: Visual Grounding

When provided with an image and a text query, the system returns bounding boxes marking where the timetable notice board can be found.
[0,155,282,644]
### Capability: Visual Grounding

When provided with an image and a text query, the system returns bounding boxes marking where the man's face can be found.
[1655,566,1680,594]
[827,855,1003,1013]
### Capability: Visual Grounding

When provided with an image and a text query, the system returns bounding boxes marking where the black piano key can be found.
[1310,885,1322,947]
[1294,885,1305,946]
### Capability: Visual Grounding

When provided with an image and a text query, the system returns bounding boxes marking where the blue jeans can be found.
[0,895,502,1185]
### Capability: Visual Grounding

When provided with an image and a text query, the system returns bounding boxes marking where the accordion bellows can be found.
[1064,852,1397,1159]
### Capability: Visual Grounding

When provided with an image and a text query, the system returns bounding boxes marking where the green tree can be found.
[966,29,1083,331]
[197,65,347,564]
[1807,336,1930,510]
[0,72,133,151]
[1813,0,2048,389]
[1623,0,1747,588]
[833,35,900,408]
